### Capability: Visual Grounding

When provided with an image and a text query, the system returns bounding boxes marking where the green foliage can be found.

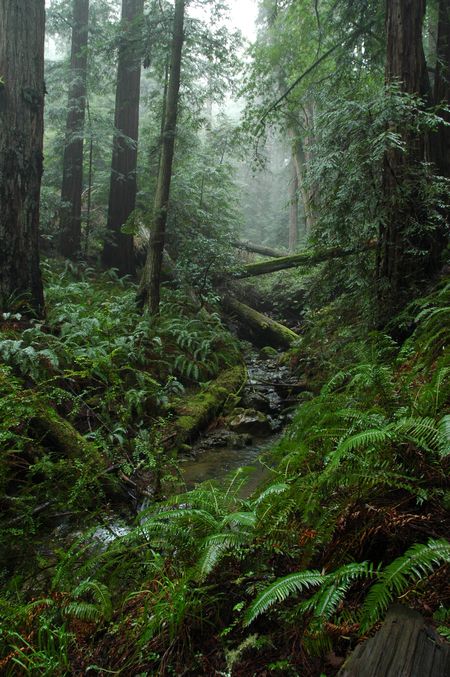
[244,570,323,626]
[360,539,450,632]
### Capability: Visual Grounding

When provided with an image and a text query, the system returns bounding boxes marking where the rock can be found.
[242,389,283,414]
[196,430,253,451]
[242,390,272,413]
[228,409,273,436]
[260,346,279,359]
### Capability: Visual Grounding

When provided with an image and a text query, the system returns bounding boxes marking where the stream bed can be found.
[177,351,297,494]
[49,352,299,550]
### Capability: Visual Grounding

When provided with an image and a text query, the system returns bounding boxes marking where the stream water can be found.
[177,352,296,495]
[50,352,298,549]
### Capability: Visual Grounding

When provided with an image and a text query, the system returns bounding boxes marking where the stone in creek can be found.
[196,430,253,450]
[228,409,273,436]
[242,389,282,414]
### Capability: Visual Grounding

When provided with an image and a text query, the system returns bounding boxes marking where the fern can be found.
[197,531,249,580]
[244,571,323,626]
[360,539,450,632]
[299,562,375,619]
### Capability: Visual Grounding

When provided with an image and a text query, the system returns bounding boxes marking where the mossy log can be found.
[236,242,376,278]
[231,240,286,258]
[170,364,247,449]
[0,370,103,466]
[222,297,298,350]
[31,405,103,465]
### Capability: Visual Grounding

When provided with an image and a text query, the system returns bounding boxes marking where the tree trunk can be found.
[289,158,299,252]
[102,0,144,276]
[59,0,89,260]
[0,0,45,315]
[433,0,450,178]
[139,0,185,314]
[376,0,434,322]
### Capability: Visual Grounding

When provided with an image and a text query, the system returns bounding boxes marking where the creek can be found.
[177,351,297,495]
[49,351,298,550]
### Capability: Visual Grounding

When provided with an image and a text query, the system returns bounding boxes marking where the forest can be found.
[0,0,449,674]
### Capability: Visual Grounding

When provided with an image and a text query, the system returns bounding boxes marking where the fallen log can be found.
[0,368,104,467]
[236,242,376,278]
[170,364,247,449]
[222,297,298,350]
[232,240,286,258]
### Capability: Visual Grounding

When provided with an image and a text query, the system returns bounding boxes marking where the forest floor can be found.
[0,261,449,675]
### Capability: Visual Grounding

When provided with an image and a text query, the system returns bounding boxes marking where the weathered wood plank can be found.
[338,605,450,677]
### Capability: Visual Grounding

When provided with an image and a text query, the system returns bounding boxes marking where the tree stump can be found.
[338,605,450,677]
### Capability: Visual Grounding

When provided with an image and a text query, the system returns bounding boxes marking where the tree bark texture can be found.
[433,0,450,178]
[139,0,185,314]
[102,0,144,276]
[288,126,316,237]
[0,0,45,315]
[376,0,436,322]
[59,0,89,259]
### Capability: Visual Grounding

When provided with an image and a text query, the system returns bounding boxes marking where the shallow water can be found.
[176,352,294,496]
[179,435,278,497]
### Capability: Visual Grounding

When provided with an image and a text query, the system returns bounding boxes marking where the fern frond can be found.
[197,532,249,580]
[254,483,289,506]
[360,539,450,632]
[300,562,375,620]
[64,601,102,623]
[327,428,391,470]
[220,511,257,529]
[244,570,323,626]
[439,415,450,457]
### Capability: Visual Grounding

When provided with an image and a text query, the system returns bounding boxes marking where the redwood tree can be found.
[139,0,185,313]
[433,0,450,178]
[0,0,45,314]
[59,0,89,259]
[102,0,144,276]
[376,0,432,321]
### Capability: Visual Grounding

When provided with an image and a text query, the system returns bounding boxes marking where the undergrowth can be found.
[0,275,448,675]
[0,261,240,575]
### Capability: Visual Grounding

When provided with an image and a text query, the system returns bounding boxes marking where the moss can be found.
[170,364,246,449]
[237,242,376,278]
[0,368,103,466]
[32,405,102,464]
[223,297,298,350]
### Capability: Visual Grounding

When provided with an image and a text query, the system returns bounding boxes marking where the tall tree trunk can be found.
[59,0,89,259]
[102,0,144,276]
[0,0,45,315]
[287,126,315,237]
[139,0,185,314]
[433,0,450,177]
[288,158,299,252]
[376,0,433,322]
